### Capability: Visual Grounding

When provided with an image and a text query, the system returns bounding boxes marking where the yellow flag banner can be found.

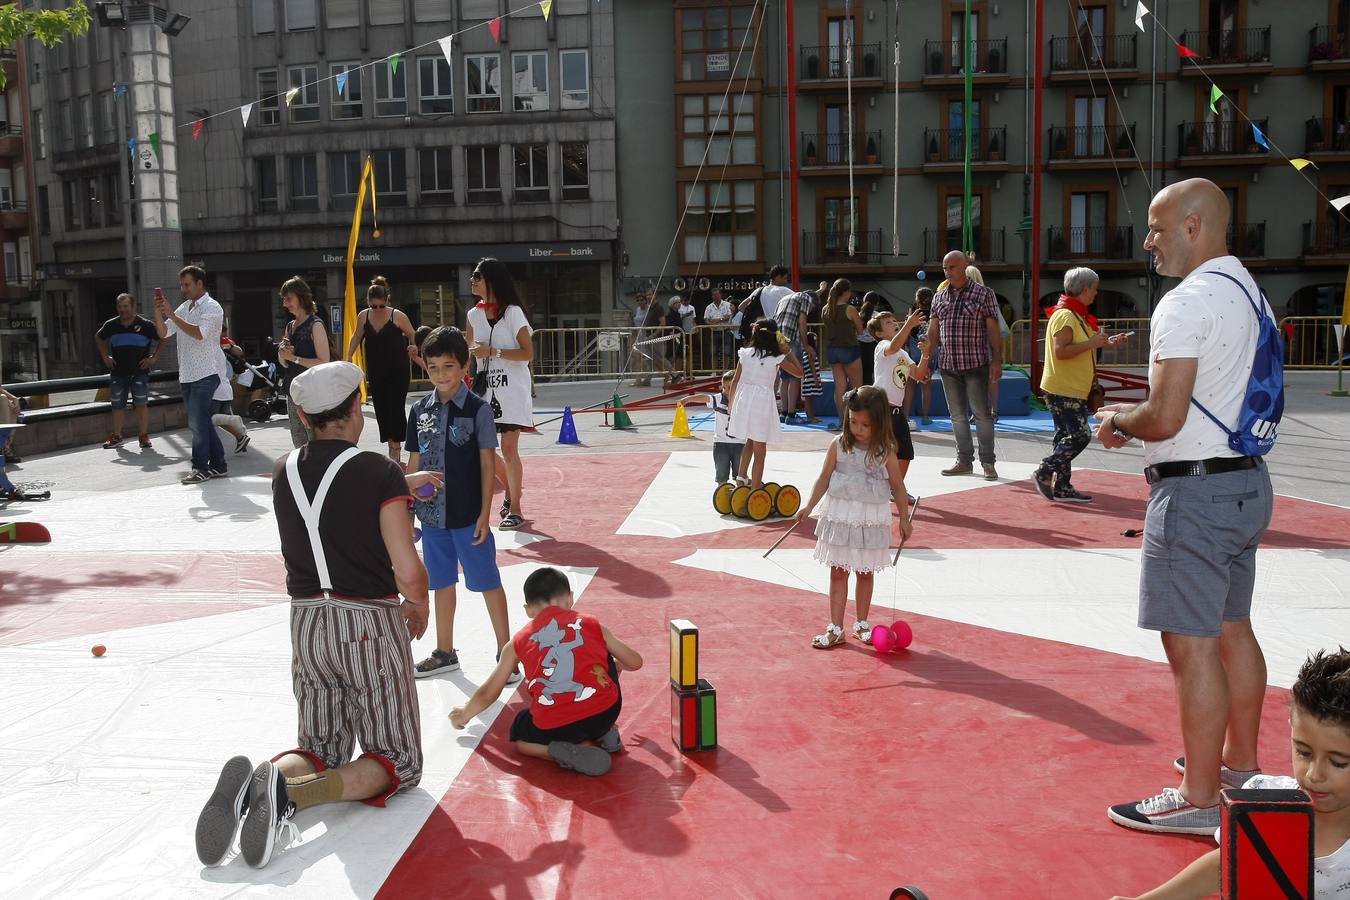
[343,156,378,400]
[1341,261,1350,328]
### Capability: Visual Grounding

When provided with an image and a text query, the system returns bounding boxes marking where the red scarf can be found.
[475,298,499,321]
[1044,294,1098,332]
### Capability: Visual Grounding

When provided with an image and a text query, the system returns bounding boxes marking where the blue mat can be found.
[687,409,1057,434]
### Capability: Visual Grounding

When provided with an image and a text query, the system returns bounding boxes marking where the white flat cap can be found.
[289,361,363,414]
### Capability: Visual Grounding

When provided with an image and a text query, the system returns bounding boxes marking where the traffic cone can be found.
[557,405,581,445]
[670,402,693,438]
[611,393,634,430]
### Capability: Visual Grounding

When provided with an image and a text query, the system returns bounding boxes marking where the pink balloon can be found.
[891,621,913,650]
[871,624,895,652]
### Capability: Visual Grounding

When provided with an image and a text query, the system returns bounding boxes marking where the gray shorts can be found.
[1138,462,1274,637]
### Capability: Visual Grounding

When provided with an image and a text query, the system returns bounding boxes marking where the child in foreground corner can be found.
[795,385,913,649]
[1111,647,1350,900]
[450,567,644,777]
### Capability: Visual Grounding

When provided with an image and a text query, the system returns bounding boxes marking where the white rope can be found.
[892,35,901,258]
[846,0,856,257]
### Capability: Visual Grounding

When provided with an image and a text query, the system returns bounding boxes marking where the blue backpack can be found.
[1189,270,1283,457]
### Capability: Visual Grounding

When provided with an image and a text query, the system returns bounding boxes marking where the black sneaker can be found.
[240,761,298,869]
[1033,471,1056,502]
[414,648,460,678]
[1054,485,1093,503]
[195,755,252,866]
[181,470,210,485]
[207,468,229,479]
[235,434,251,454]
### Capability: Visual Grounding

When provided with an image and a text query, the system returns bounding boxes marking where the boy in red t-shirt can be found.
[449,567,643,776]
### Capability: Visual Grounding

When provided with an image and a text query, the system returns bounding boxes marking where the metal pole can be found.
[785,0,800,290]
[114,40,138,309]
[1030,0,1044,389]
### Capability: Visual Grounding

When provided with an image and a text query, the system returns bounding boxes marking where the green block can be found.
[697,677,717,750]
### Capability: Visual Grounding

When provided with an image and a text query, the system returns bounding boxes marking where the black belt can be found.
[1144,456,1258,485]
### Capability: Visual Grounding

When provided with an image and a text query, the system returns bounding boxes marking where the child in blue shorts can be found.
[406,326,516,681]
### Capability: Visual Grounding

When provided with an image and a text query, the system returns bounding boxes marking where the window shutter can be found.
[368,0,402,26]
[253,0,276,33]
[414,0,450,22]
[325,0,358,27]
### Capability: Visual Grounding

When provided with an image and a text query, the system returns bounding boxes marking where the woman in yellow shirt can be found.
[1034,267,1128,503]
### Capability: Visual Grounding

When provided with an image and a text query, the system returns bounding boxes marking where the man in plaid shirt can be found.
[773,285,816,420]
[924,250,1003,480]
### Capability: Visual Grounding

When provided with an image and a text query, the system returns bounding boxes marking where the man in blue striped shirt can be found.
[95,293,161,449]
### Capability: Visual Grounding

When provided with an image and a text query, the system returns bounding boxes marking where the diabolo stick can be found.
[762,517,803,558]
[892,495,922,566]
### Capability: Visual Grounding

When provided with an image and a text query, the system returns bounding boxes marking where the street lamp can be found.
[94,2,126,27]
[161,13,190,36]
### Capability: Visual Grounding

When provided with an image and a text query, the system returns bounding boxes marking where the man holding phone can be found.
[154,265,228,484]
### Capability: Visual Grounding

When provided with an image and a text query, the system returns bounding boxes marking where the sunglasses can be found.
[470,272,484,282]
[369,302,388,309]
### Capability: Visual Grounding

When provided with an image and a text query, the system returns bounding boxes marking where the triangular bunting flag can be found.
[148,131,161,159]
[389,53,400,75]
[127,137,136,160]
[541,0,553,20]
[1291,158,1317,171]
[1209,84,1224,114]
[1251,122,1269,150]
[115,82,127,97]
[285,86,300,105]
[1135,2,1149,32]
[241,102,254,127]
[489,16,502,42]
[1177,43,1200,59]
[438,35,453,67]
[1335,323,1346,347]
[336,70,349,97]
[1331,196,1350,212]
[192,118,203,141]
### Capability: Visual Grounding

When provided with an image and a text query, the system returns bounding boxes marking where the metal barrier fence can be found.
[1280,316,1348,369]
[1003,317,1152,368]
[530,326,687,382]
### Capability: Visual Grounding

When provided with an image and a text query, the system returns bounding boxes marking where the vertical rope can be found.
[846,0,856,257]
[892,32,901,258]
[962,0,974,252]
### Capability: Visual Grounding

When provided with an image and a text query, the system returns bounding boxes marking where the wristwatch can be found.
[1111,414,1134,441]
[493,347,502,360]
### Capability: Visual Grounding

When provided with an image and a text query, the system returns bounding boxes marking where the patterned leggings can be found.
[1038,393,1092,485]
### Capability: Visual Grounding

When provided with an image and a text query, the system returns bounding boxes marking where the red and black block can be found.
[671,678,717,753]
[1220,787,1314,899]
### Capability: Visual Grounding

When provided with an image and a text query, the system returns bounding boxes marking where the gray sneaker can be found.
[1173,756,1261,789]
[181,470,210,484]
[414,648,460,678]
[195,755,252,866]
[547,741,612,776]
[240,761,299,868]
[597,728,623,753]
[1107,787,1221,835]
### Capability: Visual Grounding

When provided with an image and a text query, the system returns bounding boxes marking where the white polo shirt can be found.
[166,292,225,384]
[1144,256,1266,467]
[758,284,794,321]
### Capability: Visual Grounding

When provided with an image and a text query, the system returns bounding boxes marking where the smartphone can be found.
[153,287,165,302]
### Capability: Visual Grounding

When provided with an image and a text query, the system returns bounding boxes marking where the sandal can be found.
[811,624,846,649]
[852,620,873,644]
[500,513,525,530]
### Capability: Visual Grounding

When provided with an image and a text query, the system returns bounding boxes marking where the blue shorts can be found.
[826,345,861,366]
[109,373,149,410]
[421,523,502,593]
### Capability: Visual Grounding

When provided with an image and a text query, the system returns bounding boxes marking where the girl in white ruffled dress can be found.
[795,385,913,649]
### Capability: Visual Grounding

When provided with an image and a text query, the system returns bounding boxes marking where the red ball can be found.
[91,644,107,657]
[891,621,913,650]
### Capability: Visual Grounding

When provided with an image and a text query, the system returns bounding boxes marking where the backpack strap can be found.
[1188,270,1270,438]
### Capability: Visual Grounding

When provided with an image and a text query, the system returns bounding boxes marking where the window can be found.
[325,0,358,28]
[679,7,756,81]
[821,194,860,258]
[101,171,122,225]
[330,63,363,119]
[255,157,278,212]
[1069,190,1110,254]
[18,237,30,284]
[375,62,407,117]
[258,70,281,125]
[1072,95,1108,156]
[561,142,588,200]
[418,56,453,114]
[949,10,979,71]
[372,149,407,206]
[419,148,454,204]
[78,96,94,148]
[560,49,589,109]
[1074,6,1106,64]
[288,66,320,123]
[466,145,501,203]
[30,110,44,159]
[329,151,361,209]
[415,0,450,21]
[100,91,116,143]
[285,0,316,30]
[83,176,99,228]
[4,242,18,284]
[288,154,318,211]
[58,100,72,147]
[0,171,13,210]
[681,93,755,166]
[94,21,110,61]
[37,185,49,235]
[512,52,549,111]
[513,143,549,201]
[368,0,403,25]
[683,181,757,262]
[944,190,983,255]
[253,0,275,33]
[466,54,501,113]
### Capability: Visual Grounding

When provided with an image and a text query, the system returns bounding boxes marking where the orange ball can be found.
[91,644,106,657]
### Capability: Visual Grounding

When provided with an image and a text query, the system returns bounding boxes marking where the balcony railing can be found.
[922,38,1009,76]
[801,130,884,167]
[802,229,886,267]
[1177,27,1272,65]
[1309,25,1350,62]
[1048,34,1138,71]
[923,126,1008,164]
[1048,123,1137,160]
[1047,225,1135,260]
[1303,221,1350,256]
[799,43,884,81]
[1228,222,1266,258]
[1177,119,1270,157]
[1304,117,1350,153]
[923,228,1007,264]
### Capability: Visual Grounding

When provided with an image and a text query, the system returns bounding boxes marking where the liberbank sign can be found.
[195,242,611,272]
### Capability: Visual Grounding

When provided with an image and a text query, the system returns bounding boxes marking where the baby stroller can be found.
[237,359,285,423]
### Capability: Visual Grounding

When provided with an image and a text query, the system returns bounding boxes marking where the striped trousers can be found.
[283,597,423,804]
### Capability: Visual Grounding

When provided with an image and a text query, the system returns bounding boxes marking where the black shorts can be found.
[889,408,915,461]
[509,658,622,745]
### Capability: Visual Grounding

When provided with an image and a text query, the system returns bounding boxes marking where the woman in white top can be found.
[465,257,534,530]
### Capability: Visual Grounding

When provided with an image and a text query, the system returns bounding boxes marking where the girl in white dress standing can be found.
[728,318,802,489]
[465,257,534,530]
[795,385,913,649]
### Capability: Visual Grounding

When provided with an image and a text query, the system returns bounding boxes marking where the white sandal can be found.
[811,623,846,649]
[853,620,873,644]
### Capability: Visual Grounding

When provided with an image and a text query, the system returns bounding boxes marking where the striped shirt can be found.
[930,281,998,372]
